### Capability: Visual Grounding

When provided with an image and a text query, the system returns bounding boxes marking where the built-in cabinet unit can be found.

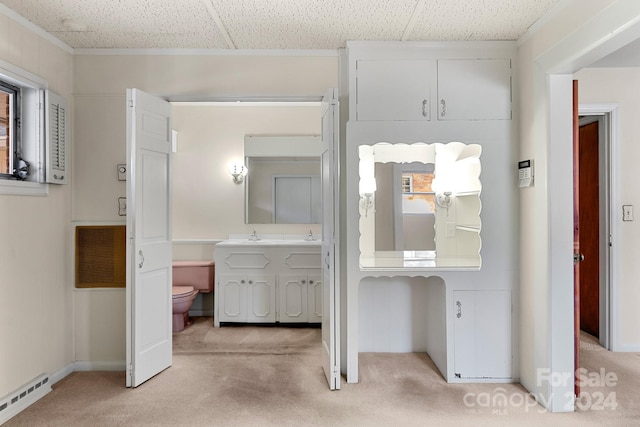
[214,240,322,327]
[453,290,512,379]
[354,57,511,122]
[218,274,276,323]
[345,41,518,384]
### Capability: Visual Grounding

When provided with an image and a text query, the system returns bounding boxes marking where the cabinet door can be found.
[437,59,511,120]
[218,275,247,323]
[279,275,308,323]
[356,60,432,121]
[307,274,323,323]
[453,290,511,379]
[246,275,276,323]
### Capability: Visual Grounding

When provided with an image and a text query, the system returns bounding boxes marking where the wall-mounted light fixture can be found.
[436,191,453,209]
[228,163,248,184]
[359,177,377,217]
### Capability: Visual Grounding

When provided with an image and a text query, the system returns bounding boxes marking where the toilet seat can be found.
[172,286,196,298]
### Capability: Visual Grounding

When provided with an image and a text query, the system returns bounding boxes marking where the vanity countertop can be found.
[360,251,480,271]
[217,234,321,247]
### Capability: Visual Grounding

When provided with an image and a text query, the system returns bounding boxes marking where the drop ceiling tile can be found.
[0,0,564,49]
[211,0,419,49]
[408,0,561,41]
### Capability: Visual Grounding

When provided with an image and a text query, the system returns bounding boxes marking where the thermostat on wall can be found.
[518,160,533,188]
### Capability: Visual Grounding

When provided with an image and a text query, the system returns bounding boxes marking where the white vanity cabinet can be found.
[279,274,322,323]
[453,290,512,379]
[214,240,322,326]
[218,274,276,323]
[353,57,511,122]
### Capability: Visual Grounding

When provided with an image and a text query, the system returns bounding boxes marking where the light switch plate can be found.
[623,205,633,221]
[446,222,456,238]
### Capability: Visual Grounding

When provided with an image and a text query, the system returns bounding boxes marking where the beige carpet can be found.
[5,317,640,426]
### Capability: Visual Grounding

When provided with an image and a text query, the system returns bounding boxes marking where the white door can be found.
[126,89,173,387]
[321,88,341,390]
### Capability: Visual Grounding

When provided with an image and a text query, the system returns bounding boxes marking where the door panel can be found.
[321,88,340,390]
[579,121,600,337]
[572,80,580,398]
[126,88,173,387]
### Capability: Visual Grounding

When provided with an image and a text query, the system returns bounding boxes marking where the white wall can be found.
[518,0,640,412]
[0,10,74,396]
[575,67,640,349]
[72,53,338,365]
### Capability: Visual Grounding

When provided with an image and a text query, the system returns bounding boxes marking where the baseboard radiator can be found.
[0,374,51,424]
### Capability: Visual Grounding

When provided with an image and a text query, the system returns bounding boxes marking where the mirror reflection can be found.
[359,142,482,269]
[374,162,436,251]
[244,136,321,224]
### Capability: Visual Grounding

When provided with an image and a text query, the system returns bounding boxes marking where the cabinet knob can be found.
[248,280,253,284]
[421,99,428,117]
[440,99,447,117]
[456,300,462,318]
[301,280,306,284]
[309,280,314,284]
[240,279,245,284]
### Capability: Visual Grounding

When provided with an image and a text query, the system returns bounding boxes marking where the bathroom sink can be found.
[218,239,320,247]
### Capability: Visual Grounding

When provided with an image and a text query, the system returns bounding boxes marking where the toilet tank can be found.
[172,261,215,293]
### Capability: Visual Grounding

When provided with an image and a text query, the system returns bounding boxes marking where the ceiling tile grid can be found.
[0,0,563,50]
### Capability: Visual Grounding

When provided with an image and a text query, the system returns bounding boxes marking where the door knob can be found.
[573,253,585,264]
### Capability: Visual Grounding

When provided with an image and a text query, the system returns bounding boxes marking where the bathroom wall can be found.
[0,9,74,396]
[171,104,321,241]
[72,52,338,366]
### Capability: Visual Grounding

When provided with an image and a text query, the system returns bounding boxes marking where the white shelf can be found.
[456,225,480,233]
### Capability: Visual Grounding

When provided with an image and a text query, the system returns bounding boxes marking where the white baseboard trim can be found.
[74,360,126,372]
[1,361,126,423]
[50,363,75,385]
[612,343,640,352]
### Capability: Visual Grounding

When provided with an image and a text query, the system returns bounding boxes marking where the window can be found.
[401,171,435,213]
[0,80,19,178]
[0,59,67,195]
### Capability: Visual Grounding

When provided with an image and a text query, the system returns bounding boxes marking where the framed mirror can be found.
[244,136,321,224]
[359,142,482,269]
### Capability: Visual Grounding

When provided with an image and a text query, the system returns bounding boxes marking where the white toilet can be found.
[172,260,215,332]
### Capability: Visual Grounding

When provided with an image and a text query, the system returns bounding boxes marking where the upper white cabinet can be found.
[352,53,512,122]
[356,60,433,121]
[437,59,511,121]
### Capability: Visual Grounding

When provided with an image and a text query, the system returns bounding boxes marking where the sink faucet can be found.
[304,229,315,241]
[249,230,260,241]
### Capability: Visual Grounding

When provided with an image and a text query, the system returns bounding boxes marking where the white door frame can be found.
[578,104,620,351]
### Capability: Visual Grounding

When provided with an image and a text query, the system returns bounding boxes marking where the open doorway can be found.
[576,105,617,352]
[167,96,340,389]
